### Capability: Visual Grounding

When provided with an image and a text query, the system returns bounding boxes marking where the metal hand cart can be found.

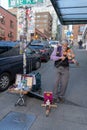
[8,87,29,106]
[8,73,33,106]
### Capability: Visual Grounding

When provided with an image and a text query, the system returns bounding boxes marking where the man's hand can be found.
[60,56,65,61]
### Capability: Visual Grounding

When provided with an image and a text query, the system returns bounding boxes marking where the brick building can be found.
[35,12,53,39]
[72,24,85,41]
[0,6,17,41]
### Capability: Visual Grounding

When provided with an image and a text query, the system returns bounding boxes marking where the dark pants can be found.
[53,66,69,99]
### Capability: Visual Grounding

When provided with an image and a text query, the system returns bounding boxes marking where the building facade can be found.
[35,11,52,39]
[82,24,87,43]
[0,6,17,41]
[32,1,58,40]
[9,7,53,41]
[8,0,59,41]
[61,25,69,40]
[72,24,85,42]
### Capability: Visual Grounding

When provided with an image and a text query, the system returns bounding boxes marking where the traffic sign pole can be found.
[8,0,43,74]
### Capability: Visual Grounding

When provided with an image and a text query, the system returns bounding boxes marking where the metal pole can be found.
[19,6,27,75]
[19,6,33,74]
[23,6,27,74]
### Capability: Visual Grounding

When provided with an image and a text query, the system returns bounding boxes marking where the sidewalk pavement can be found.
[0,47,87,130]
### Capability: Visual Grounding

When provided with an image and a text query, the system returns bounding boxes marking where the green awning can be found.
[50,0,87,25]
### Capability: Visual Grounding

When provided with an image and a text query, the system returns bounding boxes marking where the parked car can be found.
[0,41,41,92]
[41,40,53,56]
[82,42,86,49]
[49,40,59,48]
[29,44,50,62]
[29,40,53,62]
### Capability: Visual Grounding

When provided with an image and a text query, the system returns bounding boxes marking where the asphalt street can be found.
[0,46,87,130]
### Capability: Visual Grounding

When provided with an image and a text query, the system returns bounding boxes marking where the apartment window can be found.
[44,15,48,18]
[0,16,5,24]
[44,24,47,27]
[1,30,5,36]
[36,15,40,18]
[0,28,2,35]
[36,25,39,27]
[36,19,40,22]
[0,28,5,36]
[8,31,13,38]
[78,26,85,33]
[43,20,47,23]
[10,20,14,28]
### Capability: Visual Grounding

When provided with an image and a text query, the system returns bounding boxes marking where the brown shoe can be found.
[53,98,60,104]
[58,97,65,103]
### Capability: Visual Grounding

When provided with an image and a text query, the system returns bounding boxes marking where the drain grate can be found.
[0,111,36,130]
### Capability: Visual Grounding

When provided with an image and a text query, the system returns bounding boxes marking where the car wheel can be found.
[35,61,41,70]
[0,73,10,92]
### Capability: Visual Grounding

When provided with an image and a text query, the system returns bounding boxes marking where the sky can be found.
[0,0,8,9]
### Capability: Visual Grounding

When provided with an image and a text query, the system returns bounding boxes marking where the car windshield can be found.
[49,41,58,45]
[0,41,20,56]
[0,41,19,47]
[26,48,33,54]
[29,45,44,50]
[31,40,41,44]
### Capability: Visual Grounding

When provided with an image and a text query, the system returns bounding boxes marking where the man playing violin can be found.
[50,39,79,103]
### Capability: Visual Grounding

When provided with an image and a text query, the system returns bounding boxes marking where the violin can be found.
[56,45,75,60]
[63,48,75,60]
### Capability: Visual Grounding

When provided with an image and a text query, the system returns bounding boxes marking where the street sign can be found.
[67,31,71,36]
[8,0,43,7]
